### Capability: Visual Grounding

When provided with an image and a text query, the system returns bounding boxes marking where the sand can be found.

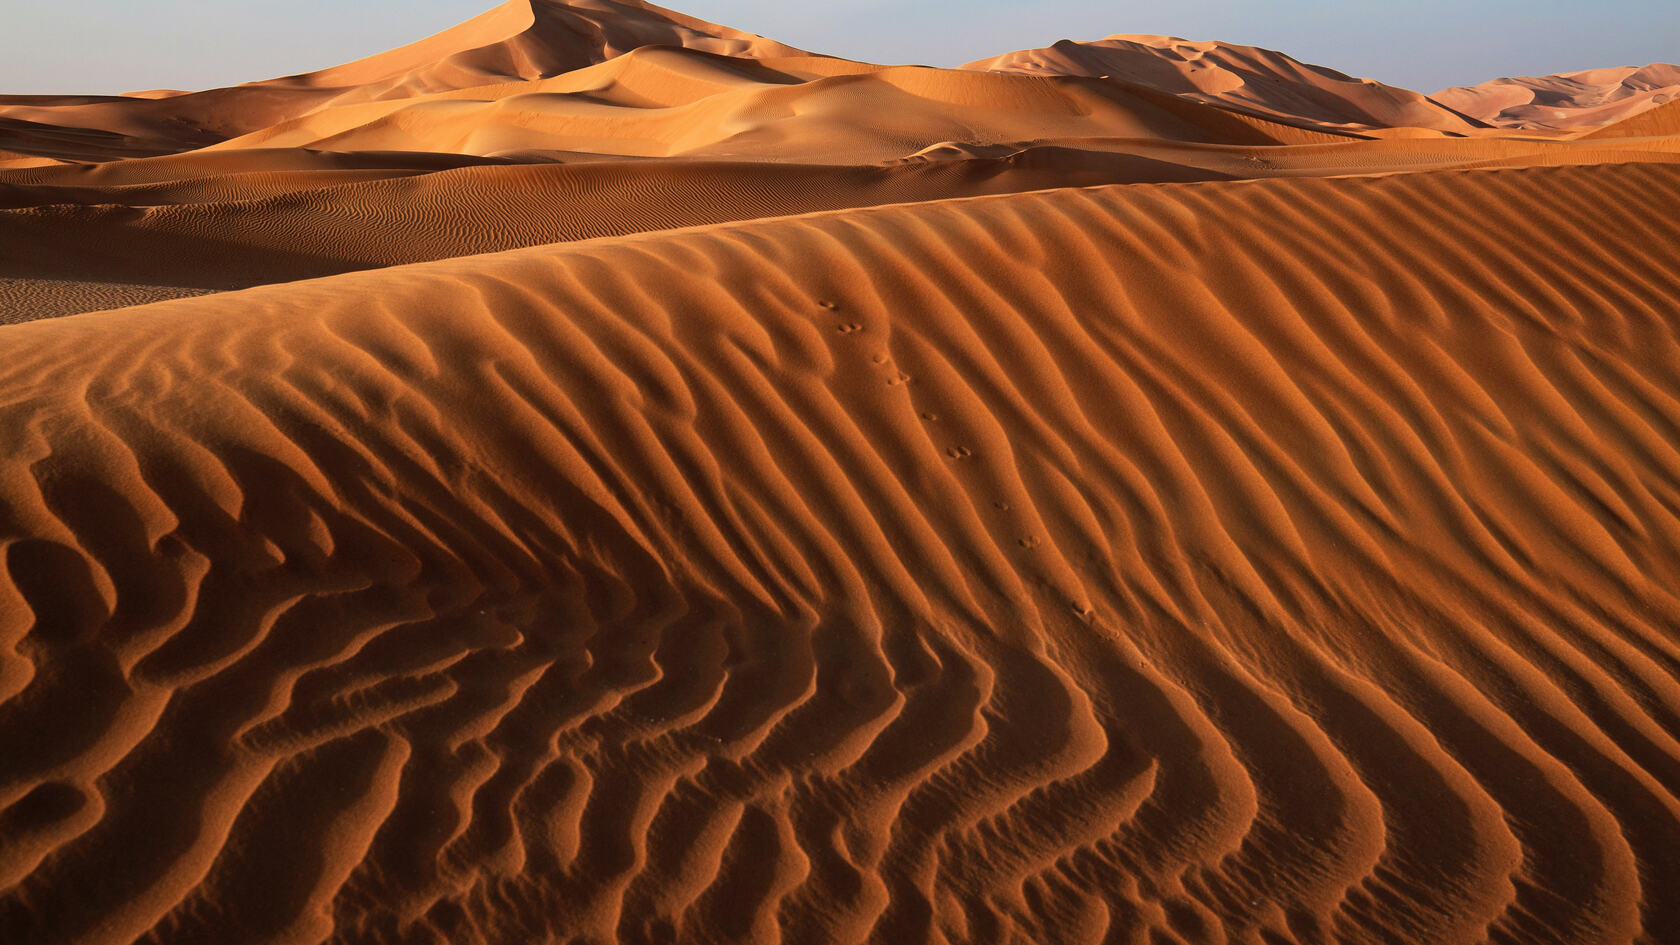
[1437,64,1680,131]
[964,35,1489,133]
[3,3,1680,944]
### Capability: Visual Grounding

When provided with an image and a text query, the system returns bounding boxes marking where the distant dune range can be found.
[962,35,1491,133]
[1438,64,1680,131]
[3,3,1680,945]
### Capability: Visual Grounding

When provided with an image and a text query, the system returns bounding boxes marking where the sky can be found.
[2,0,1676,97]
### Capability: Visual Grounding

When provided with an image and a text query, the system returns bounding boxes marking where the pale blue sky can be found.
[3,0,1675,97]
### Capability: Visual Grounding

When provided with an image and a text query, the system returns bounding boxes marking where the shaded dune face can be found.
[3,162,1680,943]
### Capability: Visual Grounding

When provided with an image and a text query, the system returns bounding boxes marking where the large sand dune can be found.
[1438,64,1680,131]
[964,35,1488,134]
[0,0,806,160]
[4,161,1680,945]
[3,2,1680,943]
[970,37,1680,139]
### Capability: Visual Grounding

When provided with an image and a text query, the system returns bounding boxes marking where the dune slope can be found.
[3,161,1680,944]
[0,0,810,159]
[1438,63,1680,131]
[964,35,1486,133]
[0,155,1244,308]
[1585,99,1680,140]
[270,0,810,103]
[200,47,1346,162]
[10,122,1680,321]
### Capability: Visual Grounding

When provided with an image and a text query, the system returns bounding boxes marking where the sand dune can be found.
[267,0,809,103]
[4,162,1680,944]
[964,35,1487,133]
[0,278,215,325]
[0,156,1239,304]
[1584,99,1680,140]
[200,48,1348,162]
[0,0,809,161]
[9,131,1679,320]
[1438,63,1680,131]
[4,1,1680,943]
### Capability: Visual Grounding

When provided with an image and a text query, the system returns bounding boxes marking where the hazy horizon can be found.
[2,0,1676,97]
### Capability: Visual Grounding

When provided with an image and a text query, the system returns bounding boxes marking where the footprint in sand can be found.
[817,300,839,311]
[888,372,911,386]
[837,323,863,334]
[1018,536,1040,549]
[921,411,938,421]
[947,445,972,460]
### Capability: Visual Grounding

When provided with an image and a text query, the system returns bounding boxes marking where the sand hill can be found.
[1584,98,1680,139]
[3,3,1680,944]
[0,0,807,161]
[963,35,1488,133]
[1438,63,1680,130]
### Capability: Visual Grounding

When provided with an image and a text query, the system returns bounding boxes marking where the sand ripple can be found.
[3,163,1680,943]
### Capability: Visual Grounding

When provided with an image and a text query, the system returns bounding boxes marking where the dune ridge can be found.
[4,161,1680,943]
[197,47,1349,162]
[7,122,1677,321]
[963,35,1488,134]
[0,0,810,162]
[1438,63,1680,131]
[1584,99,1680,140]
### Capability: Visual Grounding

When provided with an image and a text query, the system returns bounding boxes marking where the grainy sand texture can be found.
[3,3,1680,944]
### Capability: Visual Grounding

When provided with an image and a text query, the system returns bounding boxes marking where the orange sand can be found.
[3,3,1679,944]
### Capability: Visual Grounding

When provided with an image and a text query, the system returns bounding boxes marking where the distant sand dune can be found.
[1439,63,1680,131]
[1585,99,1680,140]
[0,0,810,157]
[965,35,1488,133]
[4,162,1680,943]
[198,48,1349,162]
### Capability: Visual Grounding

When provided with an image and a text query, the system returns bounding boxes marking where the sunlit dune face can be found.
[2,4,1679,944]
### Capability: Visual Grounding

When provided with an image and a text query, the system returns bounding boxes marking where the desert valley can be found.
[2,2,1680,943]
